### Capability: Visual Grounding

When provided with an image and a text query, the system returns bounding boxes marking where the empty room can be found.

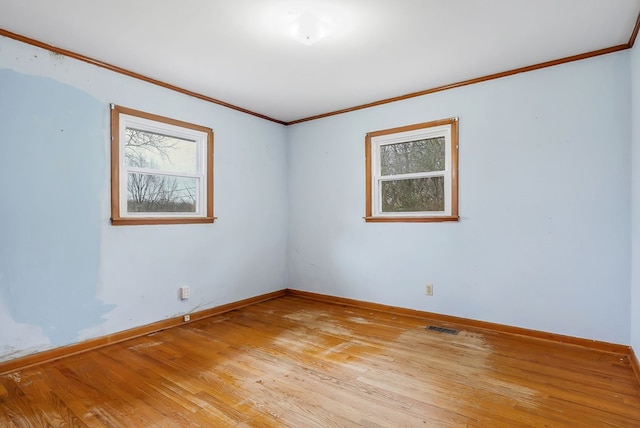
[1,0,640,426]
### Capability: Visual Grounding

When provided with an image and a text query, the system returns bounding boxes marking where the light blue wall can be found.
[0,36,289,361]
[0,33,636,362]
[631,41,640,354]
[288,52,632,344]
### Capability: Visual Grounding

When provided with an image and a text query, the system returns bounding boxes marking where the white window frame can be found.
[365,118,459,223]
[110,105,214,225]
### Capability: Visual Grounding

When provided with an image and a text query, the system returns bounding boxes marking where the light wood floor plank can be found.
[1,295,639,426]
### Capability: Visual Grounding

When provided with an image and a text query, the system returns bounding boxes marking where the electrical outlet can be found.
[183,314,190,322]
[425,284,433,296]
[179,285,190,300]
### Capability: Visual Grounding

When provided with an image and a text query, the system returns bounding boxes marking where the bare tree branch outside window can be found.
[125,128,197,213]
[379,137,445,212]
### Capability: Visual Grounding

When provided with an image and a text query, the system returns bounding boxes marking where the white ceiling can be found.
[1,0,639,123]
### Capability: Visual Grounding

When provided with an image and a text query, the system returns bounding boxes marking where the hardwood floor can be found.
[1,295,639,427]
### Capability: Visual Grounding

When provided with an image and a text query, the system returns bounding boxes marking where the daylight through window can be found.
[365,118,458,222]
[111,105,214,225]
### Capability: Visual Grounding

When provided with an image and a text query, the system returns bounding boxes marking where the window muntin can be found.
[111,105,214,225]
[365,118,458,222]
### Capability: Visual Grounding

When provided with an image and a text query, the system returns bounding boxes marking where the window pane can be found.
[381,177,444,212]
[127,173,197,213]
[380,137,445,175]
[124,128,197,173]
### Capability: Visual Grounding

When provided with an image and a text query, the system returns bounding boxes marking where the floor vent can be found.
[426,325,459,335]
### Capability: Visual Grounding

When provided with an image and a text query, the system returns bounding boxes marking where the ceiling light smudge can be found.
[288,9,335,45]
[260,2,355,46]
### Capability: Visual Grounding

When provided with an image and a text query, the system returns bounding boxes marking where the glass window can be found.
[111,105,214,225]
[365,118,458,222]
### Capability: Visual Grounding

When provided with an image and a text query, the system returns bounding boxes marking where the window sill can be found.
[364,216,459,223]
[111,217,216,226]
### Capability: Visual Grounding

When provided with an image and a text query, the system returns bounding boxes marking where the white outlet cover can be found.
[180,286,190,299]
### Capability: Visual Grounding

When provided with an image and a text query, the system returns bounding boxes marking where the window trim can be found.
[365,118,459,223]
[110,105,214,226]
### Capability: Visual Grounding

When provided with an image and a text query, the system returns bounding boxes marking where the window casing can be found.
[111,105,214,225]
[365,118,459,222]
